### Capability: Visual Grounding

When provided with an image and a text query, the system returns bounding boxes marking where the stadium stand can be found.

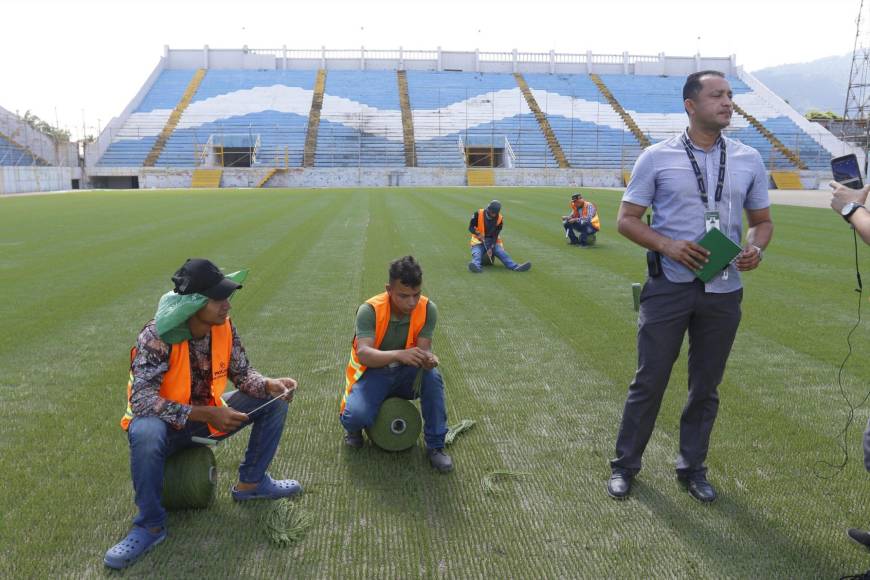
[315,70,405,167]
[406,71,556,168]
[524,73,642,170]
[89,47,855,183]
[0,133,43,166]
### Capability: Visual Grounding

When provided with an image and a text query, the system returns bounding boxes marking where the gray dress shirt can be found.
[623,132,770,293]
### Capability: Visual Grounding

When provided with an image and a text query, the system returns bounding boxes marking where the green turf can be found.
[2,187,870,577]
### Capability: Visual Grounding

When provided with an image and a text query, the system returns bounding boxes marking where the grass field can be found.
[3,186,870,578]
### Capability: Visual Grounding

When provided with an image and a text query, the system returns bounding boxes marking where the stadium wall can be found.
[0,166,81,195]
[0,105,77,166]
[87,166,824,189]
[162,47,737,76]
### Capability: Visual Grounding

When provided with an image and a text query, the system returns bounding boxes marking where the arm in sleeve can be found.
[744,150,771,210]
[129,323,192,429]
[622,149,657,208]
[228,321,267,398]
[468,213,479,235]
[418,301,438,340]
[355,303,376,340]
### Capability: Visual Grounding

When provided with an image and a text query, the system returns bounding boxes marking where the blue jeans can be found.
[471,243,519,270]
[564,221,597,245]
[340,365,448,449]
[127,390,288,529]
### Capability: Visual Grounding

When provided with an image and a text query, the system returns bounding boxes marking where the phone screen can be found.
[832,154,864,189]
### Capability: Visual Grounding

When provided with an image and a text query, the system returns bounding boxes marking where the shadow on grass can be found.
[634,479,841,578]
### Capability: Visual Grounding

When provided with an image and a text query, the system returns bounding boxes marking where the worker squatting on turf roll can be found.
[105,258,301,571]
[340,255,453,473]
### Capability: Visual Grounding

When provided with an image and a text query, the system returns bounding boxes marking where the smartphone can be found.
[831,153,864,189]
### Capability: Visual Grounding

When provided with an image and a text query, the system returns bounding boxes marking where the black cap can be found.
[171,258,242,300]
[487,199,501,213]
[571,193,582,200]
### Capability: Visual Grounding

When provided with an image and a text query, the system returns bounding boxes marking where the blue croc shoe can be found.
[232,474,303,501]
[103,526,167,570]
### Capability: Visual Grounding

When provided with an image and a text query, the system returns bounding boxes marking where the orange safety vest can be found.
[120,318,232,435]
[341,292,429,414]
[470,208,504,246]
[570,200,601,231]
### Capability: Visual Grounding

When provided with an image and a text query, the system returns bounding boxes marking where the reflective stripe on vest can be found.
[470,208,504,246]
[120,318,232,435]
[341,292,429,414]
[570,201,600,230]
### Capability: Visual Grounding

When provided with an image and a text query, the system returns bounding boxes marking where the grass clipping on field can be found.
[261,500,313,547]
[445,419,476,446]
[483,471,530,496]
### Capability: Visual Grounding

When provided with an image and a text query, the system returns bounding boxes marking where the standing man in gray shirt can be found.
[607,70,773,503]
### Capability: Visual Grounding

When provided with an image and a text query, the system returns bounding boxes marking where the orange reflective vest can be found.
[341,292,429,414]
[570,200,600,231]
[470,208,504,246]
[120,318,232,435]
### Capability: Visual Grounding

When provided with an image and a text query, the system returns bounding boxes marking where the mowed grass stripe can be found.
[2,188,870,577]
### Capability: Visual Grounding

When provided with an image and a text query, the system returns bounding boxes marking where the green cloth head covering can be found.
[155,269,248,344]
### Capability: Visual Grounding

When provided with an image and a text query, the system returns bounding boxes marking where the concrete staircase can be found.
[770,170,803,189]
[191,168,222,188]
[144,68,206,167]
[397,70,417,167]
[733,103,807,170]
[303,69,327,167]
[467,168,495,186]
[589,74,651,149]
[513,73,569,168]
[256,167,281,188]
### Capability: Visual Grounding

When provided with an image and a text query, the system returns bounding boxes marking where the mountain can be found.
[751,54,852,115]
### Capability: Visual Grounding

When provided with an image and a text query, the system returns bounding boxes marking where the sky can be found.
[0,0,864,140]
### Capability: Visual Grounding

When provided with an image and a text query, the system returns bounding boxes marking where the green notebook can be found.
[694,228,742,283]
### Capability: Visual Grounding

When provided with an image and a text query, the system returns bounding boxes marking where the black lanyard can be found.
[681,133,726,207]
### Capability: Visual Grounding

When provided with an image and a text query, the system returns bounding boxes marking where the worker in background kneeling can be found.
[467,199,531,273]
[562,192,600,247]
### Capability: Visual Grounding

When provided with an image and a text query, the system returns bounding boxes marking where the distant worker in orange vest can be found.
[340,256,453,473]
[562,193,600,247]
[467,199,531,273]
[105,259,301,570]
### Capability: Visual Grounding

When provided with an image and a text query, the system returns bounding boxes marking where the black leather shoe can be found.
[607,471,633,500]
[678,474,717,503]
[848,528,870,549]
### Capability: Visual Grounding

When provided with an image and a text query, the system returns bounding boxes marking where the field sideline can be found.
[2,186,870,578]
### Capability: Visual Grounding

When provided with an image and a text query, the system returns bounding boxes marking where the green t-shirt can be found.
[355,300,437,351]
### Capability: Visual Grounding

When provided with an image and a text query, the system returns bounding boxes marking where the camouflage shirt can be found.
[129,319,267,429]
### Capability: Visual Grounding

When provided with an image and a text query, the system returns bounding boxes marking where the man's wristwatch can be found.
[842,201,865,222]
[750,244,763,261]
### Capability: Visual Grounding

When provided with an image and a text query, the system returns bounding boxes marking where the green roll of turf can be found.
[366,397,422,452]
[162,445,217,510]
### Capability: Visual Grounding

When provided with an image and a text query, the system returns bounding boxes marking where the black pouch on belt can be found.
[646,250,662,277]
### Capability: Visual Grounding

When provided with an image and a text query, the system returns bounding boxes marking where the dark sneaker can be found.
[427,448,454,473]
[513,262,531,272]
[468,261,482,273]
[848,528,870,549]
[586,234,596,246]
[677,474,717,503]
[606,470,633,500]
[344,431,364,449]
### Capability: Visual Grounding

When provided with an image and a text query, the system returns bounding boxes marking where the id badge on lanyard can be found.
[704,210,720,232]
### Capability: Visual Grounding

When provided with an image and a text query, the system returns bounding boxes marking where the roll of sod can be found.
[162,445,217,510]
[366,397,422,452]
